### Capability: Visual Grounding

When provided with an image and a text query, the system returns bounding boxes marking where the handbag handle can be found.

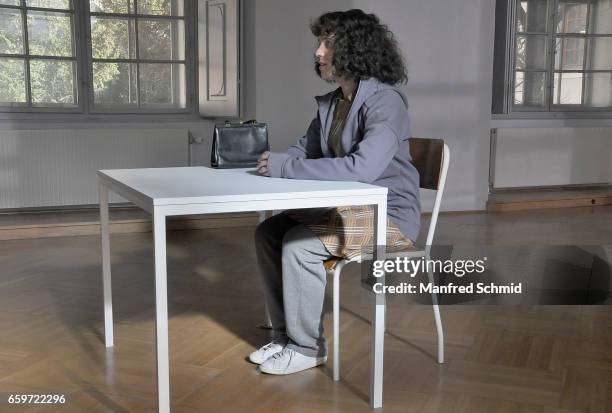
[223,119,258,126]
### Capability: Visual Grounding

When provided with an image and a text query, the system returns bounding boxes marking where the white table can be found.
[98,167,388,412]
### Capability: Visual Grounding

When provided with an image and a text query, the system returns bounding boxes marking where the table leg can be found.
[99,183,113,348]
[154,211,170,413]
[258,210,273,329]
[371,197,387,409]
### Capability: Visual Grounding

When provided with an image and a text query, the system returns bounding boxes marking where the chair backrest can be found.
[408,137,450,247]
[409,137,445,190]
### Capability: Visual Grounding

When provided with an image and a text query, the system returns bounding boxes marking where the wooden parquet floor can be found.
[1,206,611,412]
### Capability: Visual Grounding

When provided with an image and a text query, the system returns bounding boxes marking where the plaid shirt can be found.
[286,206,414,259]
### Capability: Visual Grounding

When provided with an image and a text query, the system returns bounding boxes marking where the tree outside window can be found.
[0,0,188,113]
[89,0,186,111]
[0,0,77,108]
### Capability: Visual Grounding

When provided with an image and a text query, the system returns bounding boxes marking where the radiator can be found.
[0,128,189,209]
[491,127,612,189]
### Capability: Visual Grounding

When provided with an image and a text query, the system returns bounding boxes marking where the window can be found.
[492,0,612,115]
[0,0,242,117]
[0,0,78,108]
[88,0,187,111]
[0,0,191,114]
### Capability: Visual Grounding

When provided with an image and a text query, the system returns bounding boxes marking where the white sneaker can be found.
[248,340,286,365]
[259,348,327,375]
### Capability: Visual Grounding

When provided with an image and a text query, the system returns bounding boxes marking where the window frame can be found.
[0,0,198,117]
[84,1,192,114]
[0,0,82,113]
[492,0,612,118]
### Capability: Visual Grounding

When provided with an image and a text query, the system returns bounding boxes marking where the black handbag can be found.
[211,119,269,168]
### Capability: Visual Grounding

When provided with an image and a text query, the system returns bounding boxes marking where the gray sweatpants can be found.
[255,213,333,358]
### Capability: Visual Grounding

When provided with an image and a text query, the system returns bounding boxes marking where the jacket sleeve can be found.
[285,115,323,159]
[267,91,409,183]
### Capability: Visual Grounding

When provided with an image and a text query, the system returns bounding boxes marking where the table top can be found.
[98,167,387,206]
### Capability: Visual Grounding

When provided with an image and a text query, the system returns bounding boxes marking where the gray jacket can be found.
[267,77,421,242]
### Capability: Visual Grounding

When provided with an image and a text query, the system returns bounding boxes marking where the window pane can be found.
[589,0,612,35]
[553,72,583,104]
[586,37,612,70]
[554,37,584,70]
[554,72,612,107]
[92,62,137,106]
[0,1,20,5]
[26,0,71,9]
[584,72,612,107]
[516,0,549,33]
[30,59,76,105]
[89,0,134,14]
[515,35,548,70]
[0,8,24,54]
[0,58,26,103]
[91,17,135,59]
[556,1,588,33]
[139,63,185,107]
[138,19,184,60]
[27,11,73,56]
[514,71,547,107]
[138,0,183,16]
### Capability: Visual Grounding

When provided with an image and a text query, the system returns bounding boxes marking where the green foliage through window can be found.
[0,0,186,111]
[89,0,185,109]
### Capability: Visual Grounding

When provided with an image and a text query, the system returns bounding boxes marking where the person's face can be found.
[315,35,335,81]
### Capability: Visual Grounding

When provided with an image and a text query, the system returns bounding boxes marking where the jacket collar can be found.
[314,78,384,156]
[314,77,382,113]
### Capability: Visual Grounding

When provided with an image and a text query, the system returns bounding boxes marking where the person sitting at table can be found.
[251,9,421,375]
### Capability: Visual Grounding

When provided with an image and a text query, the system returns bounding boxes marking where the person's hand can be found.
[257,151,270,175]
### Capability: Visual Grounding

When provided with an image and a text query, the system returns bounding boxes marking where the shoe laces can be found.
[262,340,282,351]
[269,348,295,373]
[272,348,294,360]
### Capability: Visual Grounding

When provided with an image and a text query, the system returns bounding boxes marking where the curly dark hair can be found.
[310,9,408,85]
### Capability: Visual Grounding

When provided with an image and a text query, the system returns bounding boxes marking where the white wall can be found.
[243,0,352,151]
[243,0,496,211]
[3,1,607,211]
[493,127,612,188]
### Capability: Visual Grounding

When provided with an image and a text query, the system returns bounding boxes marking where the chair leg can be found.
[332,261,345,382]
[432,303,444,364]
[427,267,444,364]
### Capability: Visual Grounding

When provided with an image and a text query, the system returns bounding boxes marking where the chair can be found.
[324,137,450,381]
